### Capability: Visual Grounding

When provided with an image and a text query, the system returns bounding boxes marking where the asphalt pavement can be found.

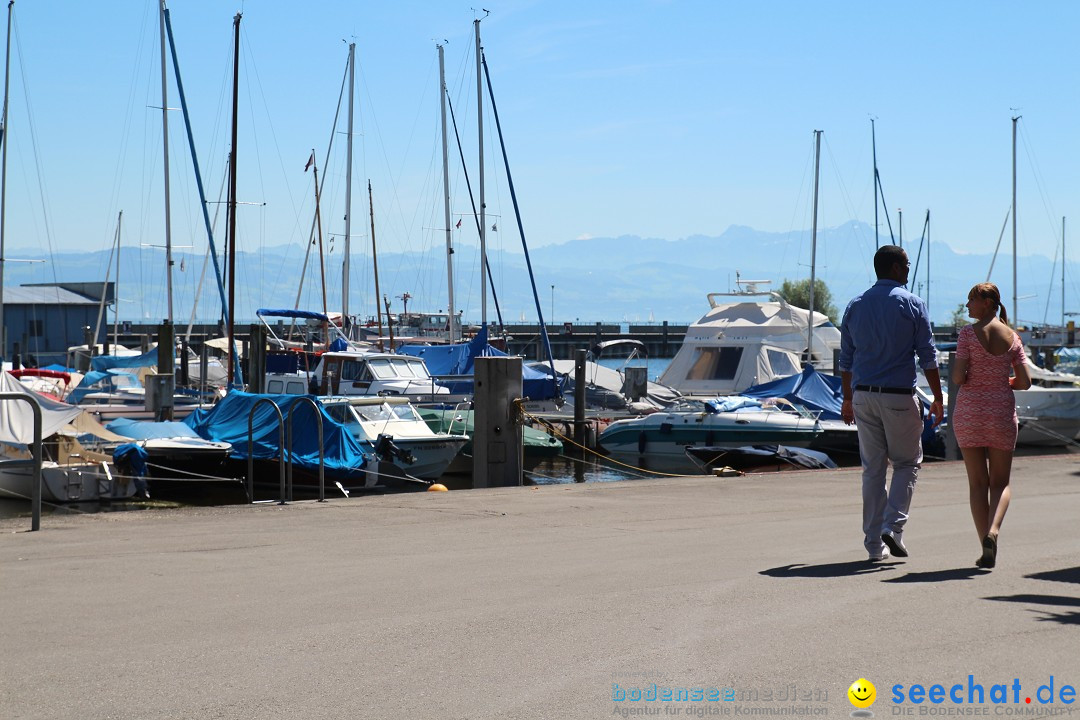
[2,454,1079,719]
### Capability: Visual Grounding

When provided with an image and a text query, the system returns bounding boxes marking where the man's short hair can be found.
[874,245,906,278]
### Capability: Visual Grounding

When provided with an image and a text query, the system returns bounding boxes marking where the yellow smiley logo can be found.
[848,678,876,709]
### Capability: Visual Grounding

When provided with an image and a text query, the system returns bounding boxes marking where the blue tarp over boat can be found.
[397,326,559,400]
[183,391,371,478]
[107,418,201,440]
[67,369,143,404]
[90,347,160,372]
[740,365,843,420]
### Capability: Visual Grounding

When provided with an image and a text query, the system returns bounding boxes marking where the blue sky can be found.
[3,1,1080,321]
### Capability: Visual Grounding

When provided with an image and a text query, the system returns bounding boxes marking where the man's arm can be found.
[923,367,945,426]
[841,370,855,426]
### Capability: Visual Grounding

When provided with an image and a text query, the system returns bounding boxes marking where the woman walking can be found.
[950,282,1031,569]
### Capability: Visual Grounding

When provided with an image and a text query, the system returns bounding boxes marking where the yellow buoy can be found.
[427,483,449,492]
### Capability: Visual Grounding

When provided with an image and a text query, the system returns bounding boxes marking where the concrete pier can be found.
[2,454,1079,718]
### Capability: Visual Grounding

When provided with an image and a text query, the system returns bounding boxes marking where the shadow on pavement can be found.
[983,593,1080,626]
[882,567,988,583]
[760,560,899,578]
[1025,566,1080,584]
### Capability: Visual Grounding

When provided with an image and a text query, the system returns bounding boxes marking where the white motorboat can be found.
[319,396,468,480]
[598,396,821,463]
[659,280,840,397]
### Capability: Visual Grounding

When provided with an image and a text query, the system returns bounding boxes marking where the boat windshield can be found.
[351,402,420,423]
[368,357,429,380]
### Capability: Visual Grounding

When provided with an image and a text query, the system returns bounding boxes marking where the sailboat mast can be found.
[1012,115,1019,326]
[369,180,383,347]
[158,0,174,324]
[312,153,328,321]
[438,43,456,342]
[342,42,355,328]
[114,211,122,348]
[871,118,879,249]
[1062,216,1066,329]
[226,12,241,387]
[0,0,13,362]
[475,19,487,329]
[926,209,931,316]
[807,130,821,366]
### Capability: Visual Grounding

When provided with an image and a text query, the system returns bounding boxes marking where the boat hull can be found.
[0,462,135,503]
[599,410,820,459]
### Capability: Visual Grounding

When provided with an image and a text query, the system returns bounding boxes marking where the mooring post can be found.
[574,348,586,450]
[473,356,523,488]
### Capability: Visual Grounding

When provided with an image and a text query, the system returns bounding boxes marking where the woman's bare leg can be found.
[986,447,1014,538]
[961,447,991,540]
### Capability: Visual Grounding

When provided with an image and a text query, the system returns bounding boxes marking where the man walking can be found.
[839,245,944,561]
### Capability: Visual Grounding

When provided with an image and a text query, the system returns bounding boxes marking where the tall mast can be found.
[1012,115,1019,326]
[226,12,241,386]
[158,0,174,323]
[369,180,383,347]
[312,153,328,320]
[114,211,122,347]
[438,43,456,342]
[1062,216,1066,329]
[898,208,903,250]
[475,18,487,329]
[871,118,879,249]
[0,0,13,361]
[342,42,355,327]
[807,130,821,366]
[926,209,931,315]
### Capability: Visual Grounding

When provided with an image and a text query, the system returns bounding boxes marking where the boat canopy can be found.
[184,391,371,477]
[67,370,142,404]
[256,308,330,322]
[739,365,843,420]
[91,347,160,372]
[0,371,84,444]
[398,327,558,400]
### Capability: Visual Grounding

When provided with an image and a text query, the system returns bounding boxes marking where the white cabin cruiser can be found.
[319,396,468,480]
[659,281,841,397]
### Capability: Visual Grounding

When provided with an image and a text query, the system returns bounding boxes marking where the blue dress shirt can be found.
[838,279,938,388]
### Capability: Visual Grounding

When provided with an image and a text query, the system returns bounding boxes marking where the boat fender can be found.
[637,431,647,454]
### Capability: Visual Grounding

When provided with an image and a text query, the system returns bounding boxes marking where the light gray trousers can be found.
[853,390,924,553]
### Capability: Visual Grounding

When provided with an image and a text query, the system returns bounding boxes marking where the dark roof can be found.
[3,285,101,306]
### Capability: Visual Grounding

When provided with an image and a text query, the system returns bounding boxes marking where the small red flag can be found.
[304,152,314,172]
[455,218,462,229]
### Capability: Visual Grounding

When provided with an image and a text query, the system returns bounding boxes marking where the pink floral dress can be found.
[952,324,1027,450]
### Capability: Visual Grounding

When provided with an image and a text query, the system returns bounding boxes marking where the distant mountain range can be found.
[6,221,1073,327]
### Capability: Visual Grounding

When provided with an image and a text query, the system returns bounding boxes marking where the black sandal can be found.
[978,533,997,569]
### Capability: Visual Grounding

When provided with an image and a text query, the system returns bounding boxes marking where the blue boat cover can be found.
[67,370,143,404]
[107,418,201,440]
[113,443,149,477]
[90,347,160,372]
[704,397,763,413]
[257,308,330,322]
[398,327,559,400]
[183,391,371,477]
[740,365,843,420]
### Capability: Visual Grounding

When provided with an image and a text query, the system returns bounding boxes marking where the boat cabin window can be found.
[686,347,743,381]
[368,357,428,380]
[767,349,800,377]
[340,360,374,383]
[286,381,307,394]
[323,404,353,425]
[267,379,283,393]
